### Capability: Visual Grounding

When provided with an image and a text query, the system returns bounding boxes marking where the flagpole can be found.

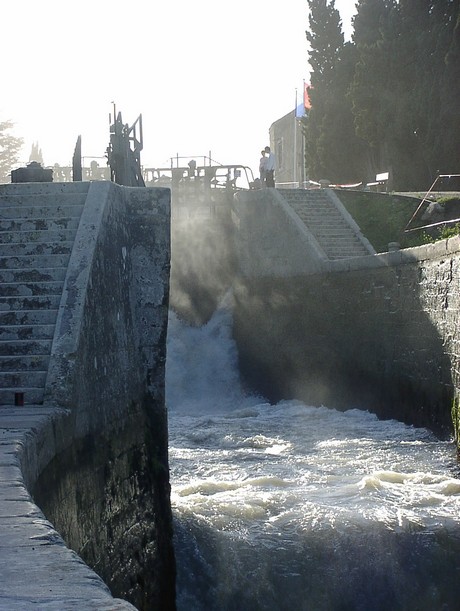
[294,88,298,187]
[301,79,305,187]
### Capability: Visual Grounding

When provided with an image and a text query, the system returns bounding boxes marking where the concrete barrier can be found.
[0,182,175,609]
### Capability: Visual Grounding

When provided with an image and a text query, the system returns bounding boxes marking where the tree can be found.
[0,121,23,183]
[350,0,459,189]
[304,0,369,183]
[304,0,344,180]
[436,1,460,175]
[349,0,402,185]
[395,0,457,186]
[304,0,460,190]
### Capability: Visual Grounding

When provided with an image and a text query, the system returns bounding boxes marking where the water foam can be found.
[167,305,460,610]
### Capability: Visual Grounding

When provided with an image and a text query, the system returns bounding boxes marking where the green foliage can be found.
[304,1,370,184]
[451,396,460,443]
[334,190,424,251]
[304,0,460,191]
[439,4,460,174]
[0,121,23,183]
[436,196,460,208]
[334,190,460,252]
[438,223,460,240]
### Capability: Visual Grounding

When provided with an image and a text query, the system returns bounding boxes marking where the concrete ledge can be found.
[0,406,135,609]
[233,189,326,277]
[325,234,460,274]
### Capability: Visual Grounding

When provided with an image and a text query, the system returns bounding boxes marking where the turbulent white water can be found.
[166,304,460,611]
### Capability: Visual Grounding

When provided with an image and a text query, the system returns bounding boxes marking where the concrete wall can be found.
[232,203,460,440]
[233,189,326,277]
[16,182,174,609]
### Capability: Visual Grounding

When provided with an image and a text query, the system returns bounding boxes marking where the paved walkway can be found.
[0,406,135,609]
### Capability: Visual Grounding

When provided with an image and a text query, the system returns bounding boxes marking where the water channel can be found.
[166,301,460,611]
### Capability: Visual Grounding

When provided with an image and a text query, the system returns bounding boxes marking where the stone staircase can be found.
[0,182,89,406]
[278,188,372,260]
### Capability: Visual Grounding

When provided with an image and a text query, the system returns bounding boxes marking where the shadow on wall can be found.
[232,253,456,439]
[31,183,175,610]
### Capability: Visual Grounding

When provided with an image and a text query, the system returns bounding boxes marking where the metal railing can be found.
[405,174,460,233]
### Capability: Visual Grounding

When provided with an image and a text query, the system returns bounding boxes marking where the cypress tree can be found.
[349,0,403,187]
[304,0,368,183]
[350,0,459,189]
[436,1,460,176]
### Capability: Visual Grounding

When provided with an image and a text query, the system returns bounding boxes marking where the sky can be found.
[1,0,356,176]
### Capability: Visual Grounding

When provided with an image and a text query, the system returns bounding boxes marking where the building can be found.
[269,109,306,188]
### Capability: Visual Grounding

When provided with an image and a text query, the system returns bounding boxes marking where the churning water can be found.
[166,302,460,611]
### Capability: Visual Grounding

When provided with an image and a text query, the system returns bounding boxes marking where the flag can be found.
[295,81,306,117]
[295,99,305,118]
[304,82,312,110]
[295,81,312,117]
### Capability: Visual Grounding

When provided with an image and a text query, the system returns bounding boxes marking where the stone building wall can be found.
[269,109,305,187]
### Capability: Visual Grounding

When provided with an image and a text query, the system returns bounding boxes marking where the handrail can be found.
[404,173,460,232]
[167,154,223,169]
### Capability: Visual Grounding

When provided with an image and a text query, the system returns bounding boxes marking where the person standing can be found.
[259,149,267,187]
[264,145,275,187]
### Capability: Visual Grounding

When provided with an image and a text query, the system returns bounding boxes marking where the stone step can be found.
[329,254,365,260]
[0,309,58,326]
[0,387,44,405]
[0,181,90,197]
[295,213,345,222]
[0,370,47,389]
[0,204,83,221]
[0,324,55,341]
[280,189,371,260]
[0,184,81,407]
[292,210,344,220]
[0,281,64,297]
[317,237,367,248]
[319,242,365,251]
[0,194,86,211]
[0,241,73,257]
[292,201,339,209]
[0,355,50,371]
[0,295,61,311]
[0,254,70,269]
[285,198,330,206]
[0,267,67,283]
[318,244,367,254]
[324,247,368,256]
[315,231,361,239]
[0,229,76,244]
[0,339,52,356]
[297,218,349,228]
[293,212,343,222]
[292,200,330,206]
[0,217,80,232]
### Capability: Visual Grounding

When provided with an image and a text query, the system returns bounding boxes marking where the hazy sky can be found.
[2,0,356,175]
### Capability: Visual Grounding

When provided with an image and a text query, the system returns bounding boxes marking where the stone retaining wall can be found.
[18,182,175,609]
[233,236,460,440]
